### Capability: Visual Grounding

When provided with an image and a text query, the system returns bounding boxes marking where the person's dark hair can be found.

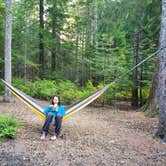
[50,96,61,105]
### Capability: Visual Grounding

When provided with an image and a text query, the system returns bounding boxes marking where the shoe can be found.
[40,132,46,140]
[50,135,57,140]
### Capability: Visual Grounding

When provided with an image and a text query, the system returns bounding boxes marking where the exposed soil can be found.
[0,96,166,166]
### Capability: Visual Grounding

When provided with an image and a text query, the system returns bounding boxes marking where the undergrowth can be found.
[0,114,20,140]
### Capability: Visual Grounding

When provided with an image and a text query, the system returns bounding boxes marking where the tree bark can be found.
[51,24,59,71]
[92,0,98,47]
[131,29,140,107]
[51,1,60,72]
[156,0,166,142]
[84,1,91,82]
[4,0,12,102]
[146,62,158,117]
[139,64,143,106]
[75,5,80,83]
[39,0,45,77]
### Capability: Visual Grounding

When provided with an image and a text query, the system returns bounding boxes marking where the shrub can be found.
[12,78,26,92]
[57,80,79,104]
[0,81,5,95]
[32,80,57,100]
[79,81,97,98]
[0,114,20,139]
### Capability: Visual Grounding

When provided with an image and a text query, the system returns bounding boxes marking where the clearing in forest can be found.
[0,97,166,166]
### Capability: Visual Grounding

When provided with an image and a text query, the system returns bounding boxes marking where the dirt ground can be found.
[0,96,166,166]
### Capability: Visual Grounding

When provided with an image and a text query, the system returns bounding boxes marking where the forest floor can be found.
[0,96,166,166]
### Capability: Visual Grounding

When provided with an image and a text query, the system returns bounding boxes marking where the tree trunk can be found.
[51,2,60,72]
[51,28,60,71]
[85,2,91,82]
[75,13,79,83]
[4,0,12,102]
[81,30,85,86]
[92,0,98,47]
[146,62,158,117]
[156,0,166,142]
[39,0,45,78]
[91,0,98,85]
[51,8,56,70]
[131,29,140,107]
[139,64,143,106]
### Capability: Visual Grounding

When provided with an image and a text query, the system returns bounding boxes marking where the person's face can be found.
[53,96,59,104]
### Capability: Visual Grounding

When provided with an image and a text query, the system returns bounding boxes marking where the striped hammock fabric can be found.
[1,79,110,122]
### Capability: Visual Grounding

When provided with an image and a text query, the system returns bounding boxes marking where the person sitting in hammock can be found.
[40,95,66,140]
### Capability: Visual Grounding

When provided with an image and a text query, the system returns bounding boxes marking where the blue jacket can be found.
[43,105,66,117]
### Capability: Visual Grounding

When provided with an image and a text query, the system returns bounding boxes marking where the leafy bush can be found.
[0,81,5,95]
[57,80,79,104]
[12,78,57,100]
[78,81,97,98]
[32,80,57,100]
[84,80,97,94]
[140,87,150,100]
[12,78,35,98]
[12,78,27,92]
[0,114,20,139]
[10,78,137,105]
[0,127,16,138]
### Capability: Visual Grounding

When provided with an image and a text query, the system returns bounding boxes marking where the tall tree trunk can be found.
[139,64,143,106]
[51,25,59,71]
[81,30,85,86]
[92,0,97,47]
[4,0,12,102]
[39,0,45,78]
[156,0,166,142]
[75,15,79,83]
[91,0,98,85]
[84,1,92,82]
[146,62,158,117]
[131,29,140,107]
[51,20,56,70]
[51,2,60,72]
[24,40,27,84]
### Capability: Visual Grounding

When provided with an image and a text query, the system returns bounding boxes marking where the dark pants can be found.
[42,112,62,137]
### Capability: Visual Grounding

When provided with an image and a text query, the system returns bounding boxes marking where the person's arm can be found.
[58,106,66,116]
[43,106,51,115]
[63,107,66,116]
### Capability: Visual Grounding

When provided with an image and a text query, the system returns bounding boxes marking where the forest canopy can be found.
[0,0,161,105]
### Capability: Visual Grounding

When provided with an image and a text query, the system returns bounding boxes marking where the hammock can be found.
[1,79,111,122]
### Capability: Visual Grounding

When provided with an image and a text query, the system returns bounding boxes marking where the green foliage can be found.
[80,80,97,98]
[10,76,151,105]
[12,78,27,92]
[0,0,6,17]
[0,115,20,139]
[0,0,160,106]
[57,80,79,104]
[13,79,57,101]
[138,86,150,100]
[0,80,4,95]
[11,78,99,105]
[31,80,57,100]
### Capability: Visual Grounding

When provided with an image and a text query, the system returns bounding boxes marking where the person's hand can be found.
[54,104,58,111]
[49,105,54,108]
